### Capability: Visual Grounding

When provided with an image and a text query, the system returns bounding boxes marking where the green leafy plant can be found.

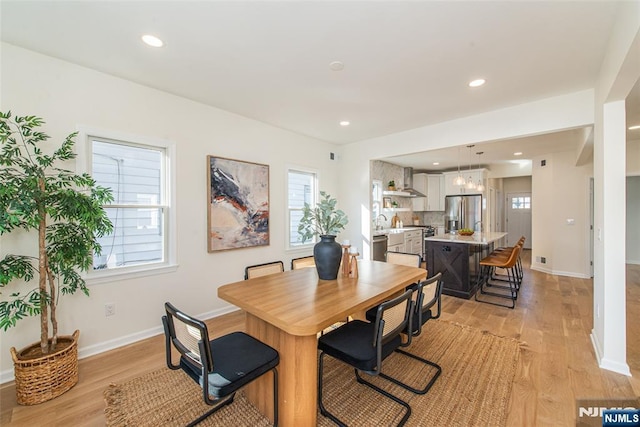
[298,191,348,243]
[388,180,395,188]
[0,112,113,354]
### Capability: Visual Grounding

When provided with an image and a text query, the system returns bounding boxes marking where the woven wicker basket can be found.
[10,330,80,405]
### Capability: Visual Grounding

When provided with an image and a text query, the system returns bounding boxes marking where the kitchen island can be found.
[424,232,507,299]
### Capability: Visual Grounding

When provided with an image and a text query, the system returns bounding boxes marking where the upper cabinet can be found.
[443,169,488,195]
[412,173,445,211]
[411,173,428,211]
[426,174,445,211]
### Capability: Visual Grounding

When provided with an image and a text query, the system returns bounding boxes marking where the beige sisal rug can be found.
[104,320,522,426]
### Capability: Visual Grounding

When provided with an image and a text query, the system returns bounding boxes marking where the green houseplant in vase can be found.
[0,112,113,405]
[298,191,348,280]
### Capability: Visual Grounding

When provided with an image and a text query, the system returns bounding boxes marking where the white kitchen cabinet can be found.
[412,173,444,211]
[403,229,423,256]
[426,174,445,211]
[411,173,428,211]
[387,243,405,253]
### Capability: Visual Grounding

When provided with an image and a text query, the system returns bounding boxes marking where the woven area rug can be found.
[104,320,522,426]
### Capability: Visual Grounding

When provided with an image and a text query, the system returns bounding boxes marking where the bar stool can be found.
[475,243,521,309]
[489,237,525,292]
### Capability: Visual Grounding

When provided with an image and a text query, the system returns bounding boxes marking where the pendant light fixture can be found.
[476,151,485,192]
[453,146,466,186]
[465,145,476,190]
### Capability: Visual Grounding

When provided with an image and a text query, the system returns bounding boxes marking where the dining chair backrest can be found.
[412,272,443,336]
[373,289,414,347]
[386,251,421,268]
[291,255,315,270]
[244,261,284,280]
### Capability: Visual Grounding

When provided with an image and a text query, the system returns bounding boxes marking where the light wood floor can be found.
[1,251,638,426]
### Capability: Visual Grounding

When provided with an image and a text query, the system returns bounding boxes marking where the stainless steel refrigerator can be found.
[444,194,482,233]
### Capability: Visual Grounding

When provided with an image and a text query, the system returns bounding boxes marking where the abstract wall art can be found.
[207,156,269,252]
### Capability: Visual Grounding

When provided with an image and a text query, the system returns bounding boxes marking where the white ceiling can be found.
[1,0,638,171]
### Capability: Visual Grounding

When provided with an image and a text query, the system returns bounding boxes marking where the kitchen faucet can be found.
[474,220,483,232]
[376,214,388,230]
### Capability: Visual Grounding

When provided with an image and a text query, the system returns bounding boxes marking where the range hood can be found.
[401,167,426,197]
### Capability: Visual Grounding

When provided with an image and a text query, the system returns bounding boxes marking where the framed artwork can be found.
[383,196,392,209]
[207,156,269,252]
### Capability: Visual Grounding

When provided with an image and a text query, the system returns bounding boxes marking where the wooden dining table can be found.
[218,259,427,427]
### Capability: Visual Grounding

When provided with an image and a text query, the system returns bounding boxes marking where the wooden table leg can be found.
[245,313,318,427]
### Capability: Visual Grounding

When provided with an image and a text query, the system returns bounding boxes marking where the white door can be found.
[506,192,532,248]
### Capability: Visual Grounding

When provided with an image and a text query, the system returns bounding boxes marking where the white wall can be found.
[0,43,341,379]
[531,151,592,277]
[590,0,639,376]
[503,176,532,194]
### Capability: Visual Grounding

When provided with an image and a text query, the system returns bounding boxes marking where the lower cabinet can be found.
[403,229,423,256]
[387,243,405,253]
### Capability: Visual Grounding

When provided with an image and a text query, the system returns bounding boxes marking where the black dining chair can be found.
[162,302,280,426]
[376,273,444,395]
[317,289,414,426]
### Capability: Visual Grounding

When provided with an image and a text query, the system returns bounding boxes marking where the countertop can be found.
[424,232,507,245]
[373,227,423,236]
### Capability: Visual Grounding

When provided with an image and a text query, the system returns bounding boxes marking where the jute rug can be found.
[104,320,522,426]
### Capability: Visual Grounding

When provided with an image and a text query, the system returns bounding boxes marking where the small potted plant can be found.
[0,112,113,404]
[298,191,348,280]
[388,180,396,191]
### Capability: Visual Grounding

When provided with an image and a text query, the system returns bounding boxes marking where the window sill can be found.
[286,244,315,253]
[84,263,179,285]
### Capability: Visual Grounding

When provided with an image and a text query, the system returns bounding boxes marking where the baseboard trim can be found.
[0,305,240,385]
[590,329,631,376]
[530,265,591,279]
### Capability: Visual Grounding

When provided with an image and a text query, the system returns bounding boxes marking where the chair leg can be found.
[319,352,412,427]
[475,265,516,309]
[378,349,442,395]
[318,352,348,427]
[272,368,278,427]
[186,393,236,427]
[354,370,412,426]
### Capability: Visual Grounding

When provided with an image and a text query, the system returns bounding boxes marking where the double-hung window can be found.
[287,168,317,248]
[79,128,176,280]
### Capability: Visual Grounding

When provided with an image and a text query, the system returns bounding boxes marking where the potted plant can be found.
[298,191,348,280]
[388,180,396,191]
[0,112,113,405]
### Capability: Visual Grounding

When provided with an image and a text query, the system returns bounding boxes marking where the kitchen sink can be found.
[388,232,405,246]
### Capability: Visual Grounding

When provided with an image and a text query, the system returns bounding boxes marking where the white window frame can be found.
[286,166,318,251]
[76,125,177,284]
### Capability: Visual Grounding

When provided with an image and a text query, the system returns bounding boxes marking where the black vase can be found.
[314,235,343,280]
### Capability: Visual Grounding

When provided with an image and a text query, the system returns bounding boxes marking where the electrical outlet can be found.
[540,257,546,264]
[105,303,116,317]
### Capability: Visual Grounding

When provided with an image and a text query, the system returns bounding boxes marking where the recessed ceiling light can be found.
[330,61,344,71]
[629,125,640,130]
[513,152,523,156]
[339,121,350,126]
[142,34,164,47]
[468,78,486,88]
[432,162,440,166]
